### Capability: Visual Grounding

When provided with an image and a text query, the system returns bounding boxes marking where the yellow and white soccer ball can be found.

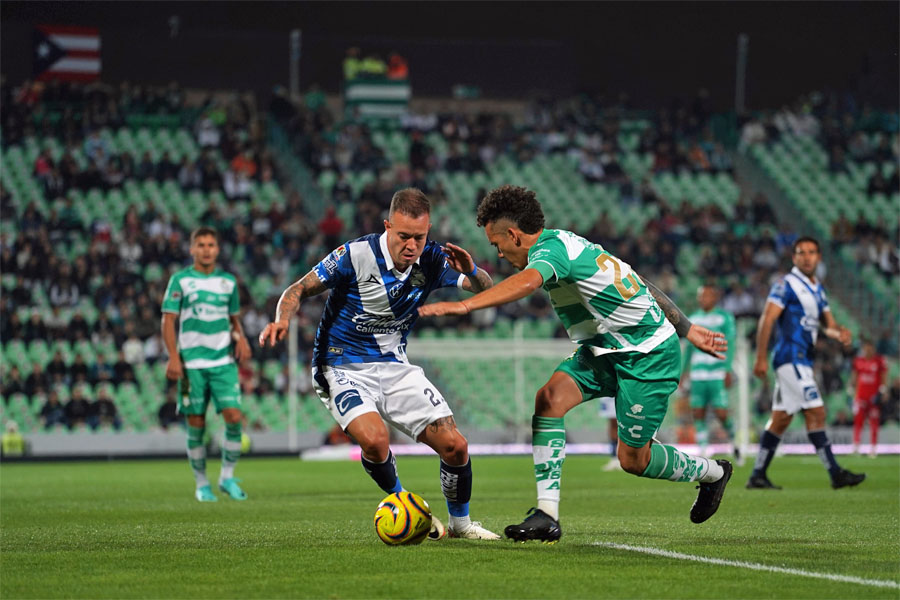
[374,491,433,546]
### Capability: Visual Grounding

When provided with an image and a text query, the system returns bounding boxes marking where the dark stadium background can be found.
[2,1,898,108]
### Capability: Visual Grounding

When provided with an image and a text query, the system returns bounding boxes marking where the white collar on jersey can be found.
[379,231,421,279]
[790,265,819,288]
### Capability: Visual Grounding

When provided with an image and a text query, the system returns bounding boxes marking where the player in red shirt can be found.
[849,339,888,457]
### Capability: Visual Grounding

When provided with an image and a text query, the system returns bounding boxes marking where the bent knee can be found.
[617,446,649,475]
[356,429,391,458]
[436,431,468,464]
[534,385,569,417]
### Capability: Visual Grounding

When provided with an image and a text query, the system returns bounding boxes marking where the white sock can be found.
[220,463,235,482]
[699,459,724,483]
[537,500,559,520]
[449,515,471,531]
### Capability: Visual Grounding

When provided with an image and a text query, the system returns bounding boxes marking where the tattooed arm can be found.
[461,268,493,294]
[644,277,727,360]
[644,278,692,337]
[259,271,328,347]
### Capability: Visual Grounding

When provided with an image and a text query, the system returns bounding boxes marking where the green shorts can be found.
[178,364,242,416]
[554,334,680,448]
[689,380,729,410]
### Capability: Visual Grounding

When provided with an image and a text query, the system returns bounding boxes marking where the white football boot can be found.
[448,521,501,540]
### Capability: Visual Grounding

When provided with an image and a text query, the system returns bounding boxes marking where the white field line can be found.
[592,541,900,590]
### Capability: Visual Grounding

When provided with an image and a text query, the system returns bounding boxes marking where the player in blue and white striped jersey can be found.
[748,236,865,490]
[260,188,500,540]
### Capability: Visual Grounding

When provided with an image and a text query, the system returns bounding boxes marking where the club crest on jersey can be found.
[389,282,405,298]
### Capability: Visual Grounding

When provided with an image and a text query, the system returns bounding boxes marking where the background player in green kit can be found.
[681,285,737,459]
[161,227,252,502]
[420,185,732,542]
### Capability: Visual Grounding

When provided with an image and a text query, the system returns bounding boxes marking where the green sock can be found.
[695,419,708,448]
[186,425,208,487]
[641,443,717,483]
[221,422,242,481]
[533,415,565,519]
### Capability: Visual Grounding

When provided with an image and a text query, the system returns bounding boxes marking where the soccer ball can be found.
[374,491,433,546]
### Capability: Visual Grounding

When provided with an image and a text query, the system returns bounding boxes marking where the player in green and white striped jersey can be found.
[161,227,252,502]
[681,285,736,459]
[420,186,733,542]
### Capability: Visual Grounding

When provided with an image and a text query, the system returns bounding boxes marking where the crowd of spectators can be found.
[2,79,897,432]
[2,79,279,203]
[0,79,310,428]
[739,91,900,281]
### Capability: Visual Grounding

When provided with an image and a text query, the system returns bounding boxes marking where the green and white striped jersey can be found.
[161,267,240,370]
[683,307,735,381]
[525,229,675,355]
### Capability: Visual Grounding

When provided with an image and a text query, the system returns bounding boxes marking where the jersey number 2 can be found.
[424,388,442,407]
[596,254,642,300]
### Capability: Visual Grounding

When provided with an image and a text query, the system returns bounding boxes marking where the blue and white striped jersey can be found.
[311,232,464,366]
[766,266,830,368]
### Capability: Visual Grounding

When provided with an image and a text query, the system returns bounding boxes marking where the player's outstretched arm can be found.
[419,268,543,317]
[442,242,493,293]
[259,270,327,347]
[644,278,727,359]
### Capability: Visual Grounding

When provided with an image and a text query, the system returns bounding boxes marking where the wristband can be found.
[466,264,478,277]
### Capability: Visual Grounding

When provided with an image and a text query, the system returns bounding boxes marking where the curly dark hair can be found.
[476,185,545,234]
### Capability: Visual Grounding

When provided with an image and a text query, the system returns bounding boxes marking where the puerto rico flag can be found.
[33,25,101,82]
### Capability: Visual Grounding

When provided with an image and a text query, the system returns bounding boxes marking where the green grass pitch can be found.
[1,454,898,599]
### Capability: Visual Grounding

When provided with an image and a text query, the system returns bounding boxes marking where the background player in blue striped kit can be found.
[259,188,499,540]
[748,236,865,490]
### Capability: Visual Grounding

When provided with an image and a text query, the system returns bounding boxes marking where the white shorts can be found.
[772,363,824,415]
[597,396,617,419]
[312,361,454,440]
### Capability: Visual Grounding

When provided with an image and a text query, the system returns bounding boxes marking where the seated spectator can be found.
[91,353,115,386]
[578,152,605,183]
[24,362,49,397]
[69,354,90,385]
[136,151,156,181]
[195,112,221,148]
[158,387,183,430]
[122,328,145,364]
[40,389,67,430]
[46,351,68,386]
[88,386,122,431]
[156,151,179,181]
[64,385,92,430]
[143,333,163,365]
[1,365,25,398]
[318,207,344,249]
[177,156,202,190]
[48,264,80,307]
[113,350,136,385]
[69,312,91,341]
